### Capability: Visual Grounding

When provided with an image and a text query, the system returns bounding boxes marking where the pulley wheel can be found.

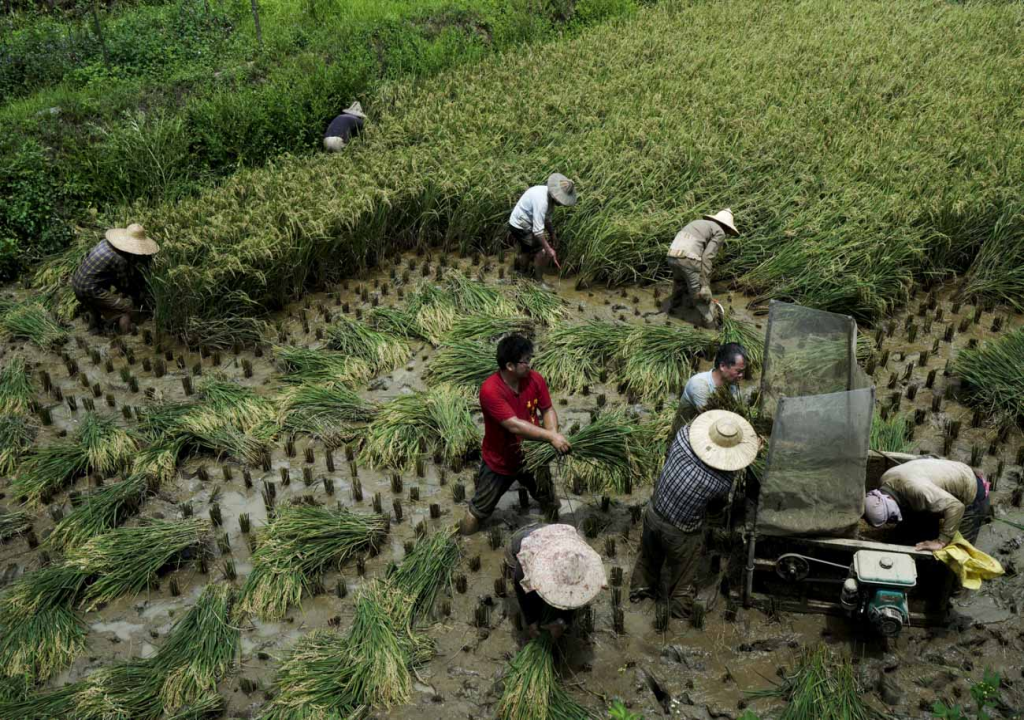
[775,553,811,582]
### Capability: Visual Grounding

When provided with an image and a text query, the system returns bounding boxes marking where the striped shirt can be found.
[652,425,734,532]
[72,240,129,298]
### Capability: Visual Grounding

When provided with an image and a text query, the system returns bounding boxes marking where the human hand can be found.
[527,623,541,639]
[549,433,571,455]
[542,618,567,639]
[914,540,946,552]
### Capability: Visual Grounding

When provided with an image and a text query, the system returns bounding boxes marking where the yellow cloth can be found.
[932,532,1004,590]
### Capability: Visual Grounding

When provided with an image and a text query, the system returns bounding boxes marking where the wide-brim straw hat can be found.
[703,208,738,236]
[689,409,758,471]
[343,101,367,119]
[517,524,606,610]
[105,223,160,256]
[547,173,578,207]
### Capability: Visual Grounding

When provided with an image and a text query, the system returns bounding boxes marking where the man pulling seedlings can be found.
[71,223,160,334]
[863,458,991,552]
[670,342,749,436]
[460,334,570,535]
[666,208,738,329]
[630,410,758,618]
[507,173,578,290]
[504,523,606,639]
[322,101,367,152]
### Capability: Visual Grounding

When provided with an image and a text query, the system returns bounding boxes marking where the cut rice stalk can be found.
[0,413,35,476]
[274,345,374,386]
[511,282,568,324]
[445,315,535,343]
[618,324,717,402]
[0,300,68,348]
[326,317,410,376]
[533,321,631,394]
[0,510,31,542]
[870,411,913,453]
[425,340,496,389]
[524,410,638,478]
[496,634,593,720]
[718,315,764,372]
[277,382,377,447]
[0,356,33,414]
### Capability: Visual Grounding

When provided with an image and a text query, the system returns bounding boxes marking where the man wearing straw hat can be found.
[666,209,739,329]
[507,173,578,290]
[504,523,606,639]
[323,102,367,152]
[72,223,160,334]
[630,409,758,619]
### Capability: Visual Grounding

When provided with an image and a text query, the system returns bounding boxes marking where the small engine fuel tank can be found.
[852,550,917,587]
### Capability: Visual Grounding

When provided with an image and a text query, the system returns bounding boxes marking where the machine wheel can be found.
[775,553,811,582]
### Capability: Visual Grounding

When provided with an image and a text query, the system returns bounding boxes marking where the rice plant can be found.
[425,340,497,388]
[718,315,764,372]
[445,315,535,343]
[325,317,410,376]
[361,384,480,470]
[0,300,68,348]
[31,241,88,322]
[442,271,518,317]
[618,324,718,401]
[955,327,1024,426]
[533,321,631,395]
[277,382,377,447]
[525,411,640,494]
[496,634,593,720]
[179,316,266,349]
[367,306,423,339]
[274,345,373,385]
[0,413,35,475]
[406,285,460,345]
[45,476,149,551]
[0,510,30,542]
[747,645,870,720]
[870,411,913,453]
[512,282,568,324]
[238,506,389,621]
[0,356,33,414]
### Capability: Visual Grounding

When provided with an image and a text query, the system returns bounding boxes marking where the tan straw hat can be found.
[517,524,606,610]
[547,173,578,207]
[343,101,367,119]
[689,410,758,471]
[105,223,160,256]
[703,208,738,236]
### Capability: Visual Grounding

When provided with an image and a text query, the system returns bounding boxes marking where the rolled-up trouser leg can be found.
[77,291,134,330]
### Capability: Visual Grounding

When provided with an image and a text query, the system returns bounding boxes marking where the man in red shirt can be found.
[460,334,571,535]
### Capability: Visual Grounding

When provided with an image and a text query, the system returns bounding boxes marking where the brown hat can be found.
[105,223,160,256]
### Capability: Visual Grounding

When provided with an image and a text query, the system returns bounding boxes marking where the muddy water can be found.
[2,255,1024,719]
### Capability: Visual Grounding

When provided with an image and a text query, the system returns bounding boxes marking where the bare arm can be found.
[542,406,559,434]
[500,415,570,453]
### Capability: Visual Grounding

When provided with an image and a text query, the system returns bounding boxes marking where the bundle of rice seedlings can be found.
[0,300,68,348]
[274,345,373,385]
[955,327,1024,425]
[618,324,717,402]
[0,356,33,414]
[277,382,377,447]
[0,413,35,475]
[496,634,593,720]
[512,282,568,324]
[326,317,410,376]
[367,306,423,339]
[64,518,209,610]
[718,315,764,372]
[425,340,497,388]
[533,321,631,394]
[748,645,870,720]
[0,510,30,542]
[361,384,480,470]
[239,506,389,621]
[525,411,638,480]
[445,315,535,343]
[870,411,913,453]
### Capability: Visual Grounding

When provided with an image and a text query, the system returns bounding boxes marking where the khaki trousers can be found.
[629,503,704,618]
[667,256,714,326]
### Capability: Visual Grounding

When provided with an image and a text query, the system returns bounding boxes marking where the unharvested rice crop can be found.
[955,327,1024,426]
[496,634,592,720]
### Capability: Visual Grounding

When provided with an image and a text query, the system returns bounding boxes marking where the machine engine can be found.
[839,550,917,637]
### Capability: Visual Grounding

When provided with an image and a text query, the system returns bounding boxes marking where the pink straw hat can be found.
[517,524,606,610]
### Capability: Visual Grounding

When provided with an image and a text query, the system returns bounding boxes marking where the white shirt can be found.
[680,370,738,411]
[508,186,551,236]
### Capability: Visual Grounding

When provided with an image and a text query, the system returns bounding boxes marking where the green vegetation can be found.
[0,511,31,543]
[425,339,496,388]
[276,381,377,447]
[932,669,1002,720]
[871,411,914,453]
[747,645,869,720]
[0,300,67,348]
[325,317,410,376]
[497,634,592,720]
[273,345,373,386]
[619,324,716,401]
[0,413,35,476]
[955,327,1024,426]
[534,321,631,395]
[0,356,33,414]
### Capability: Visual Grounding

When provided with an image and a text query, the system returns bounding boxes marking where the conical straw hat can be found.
[547,173,578,206]
[517,524,606,610]
[105,223,160,256]
[689,410,758,471]
[703,208,738,236]
[344,101,367,119]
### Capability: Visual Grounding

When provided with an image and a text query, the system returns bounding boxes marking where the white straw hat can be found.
[517,524,606,610]
[547,173,578,207]
[105,223,160,256]
[343,101,367,119]
[703,208,738,236]
[689,410,758,471]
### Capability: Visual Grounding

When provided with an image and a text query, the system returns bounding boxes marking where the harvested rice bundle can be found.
[386,526,460,618]
[749,645,870,720]
[525,411,638,479]
[274,345,373,385]
[0,510,30,542]
[425,340,496,388]
[239,506,389,621]
[618,324,717,402]
[31,241,88,323]
[496,635,593,720]
[0,300,68,348]
[955,327,1024,425]
[533,321,631,394]
[630,404,678,486]
[277,382,376,447]
[179,316,265,349]
[445,315,535,342]
[407,285,460,345]
[361,384,480,470]
[442,271,518,317]
[367,306,423,339]
[870,411,913,453]
[512,282,568,324]
[0,413,35,475]
[0,356,33,414]
[326,317,410,376]
[718,315,764,372]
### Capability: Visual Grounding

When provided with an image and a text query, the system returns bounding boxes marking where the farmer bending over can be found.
[864,458,991,552]
[670,342,749,437]
[72,223,159,334]
[630,410,758,618]
[323,102,366,152]
[504,523,606,639]
[507,173,578,290]
[460,334,570,535]
[666,209,738,328]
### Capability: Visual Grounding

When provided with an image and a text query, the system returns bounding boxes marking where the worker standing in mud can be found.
[666,209,738,329]
[504,523,606,639]
[507,173,578,290]
[72,223,160,334]
[671,342,749,436]
[322,101,367,152]
[630,410,758,619]
[460,334,570,535]
[864,458,991,551]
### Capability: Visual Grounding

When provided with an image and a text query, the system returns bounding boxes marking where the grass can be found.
[955,327,1024,427]
[619,324,718,402]
[0,300,67,348]
[425,339,497,388]
[274,345,373,386]
[325,317,411,376]
[533,321,631,394]
[747,645,870,720]
[276,381,377,447]
[496,634,593,720]
[361,384,480,470]
[0,355,33,414]
[238,506,389,621]
[870,411,914,453]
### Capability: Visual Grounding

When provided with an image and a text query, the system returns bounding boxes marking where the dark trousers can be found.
[960,474,991,544]
[629,503,704,618]
[75,290,134,329]
[468,461,554,521]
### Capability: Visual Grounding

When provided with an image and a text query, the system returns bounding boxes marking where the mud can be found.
[2,253,1023,719]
